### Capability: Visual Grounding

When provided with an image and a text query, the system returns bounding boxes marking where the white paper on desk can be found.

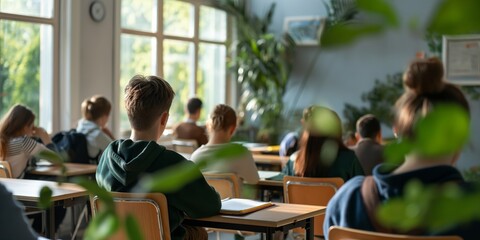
[220,198,274,215]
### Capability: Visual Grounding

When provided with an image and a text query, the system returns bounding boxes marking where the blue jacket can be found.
[324,164,478,239]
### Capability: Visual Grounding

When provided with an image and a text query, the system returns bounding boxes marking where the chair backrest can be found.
[172,139,198,154]
[0,161,12,178]
[283,176,344,237]
[328,226,463,240]
[204,173,241,199]
[90,192,171,240]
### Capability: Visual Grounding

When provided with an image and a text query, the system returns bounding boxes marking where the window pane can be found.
[0,20,53,125]
[121,0,157,32]
[0,0,53,18]
[163,39,194,125]
[119,34,156,131]
[199,6,227,42]
[163,0,194,38]
[197,43,226,120]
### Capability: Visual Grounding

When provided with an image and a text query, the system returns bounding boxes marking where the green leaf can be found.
[125,214,144,240]
[383,139,413,165]
[427,0,480,35]
[38,186,53,209]
[84,211,120,240]
[34,150,64,165]
[357,0,399,26]
[321,23,384,48]
[414,104,470,157]
[73,177,114,209]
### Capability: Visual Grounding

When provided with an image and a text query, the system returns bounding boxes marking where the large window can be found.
[120,0,228,131]
[0,0,58,131]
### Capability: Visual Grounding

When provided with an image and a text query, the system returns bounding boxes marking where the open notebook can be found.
[220,198,275,215]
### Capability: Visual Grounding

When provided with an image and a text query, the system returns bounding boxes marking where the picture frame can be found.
[442,34,480,85]
[284,16,326,46]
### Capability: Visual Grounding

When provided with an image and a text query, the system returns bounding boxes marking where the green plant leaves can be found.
[34,150,64,165]
[84,211,120,240]
[414,104,470,157]
[383,104,470,164]
[427,0,480,35]
[125,214,144,240]
[38,186,53,209]
[322,0,398,48]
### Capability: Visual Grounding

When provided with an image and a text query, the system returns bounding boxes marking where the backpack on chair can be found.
[52,129,98,164]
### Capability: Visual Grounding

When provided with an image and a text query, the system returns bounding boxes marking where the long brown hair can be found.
[294,106,346,177]
[0,105,36,159]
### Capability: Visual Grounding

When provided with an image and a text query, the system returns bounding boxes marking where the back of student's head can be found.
[208,104,236,132]
[0,104,36,159]
[295,105,346,177]
[395,57,470,138]
[81,95,111,121]
[125,75,175,131]
[187,97,203,114]
[356,114,381,139]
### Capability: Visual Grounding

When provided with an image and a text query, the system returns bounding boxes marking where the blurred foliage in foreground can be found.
[377,104,479,233]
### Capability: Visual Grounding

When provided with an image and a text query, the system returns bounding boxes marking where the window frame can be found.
[0,0,60,132]
[116,0,233,133]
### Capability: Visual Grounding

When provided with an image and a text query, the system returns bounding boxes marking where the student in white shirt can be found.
[76,95,114,160]
[191,104,259,184]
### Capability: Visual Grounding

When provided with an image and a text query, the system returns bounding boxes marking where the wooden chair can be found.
[172,139,198,154]
[328,226,463,240]
[90,192,171,240]
[203,173,257,239]
[0,161,12,178]
[283,176,344,238]
[204,173,241,199]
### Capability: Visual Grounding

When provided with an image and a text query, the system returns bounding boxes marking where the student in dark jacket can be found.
[351,114,384,175]
[324,57,477,239]
[96,75,221,240]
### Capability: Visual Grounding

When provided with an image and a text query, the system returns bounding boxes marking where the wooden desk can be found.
[0,178,88,239]
[253,154,288,171]
[249,145,280,155]
[256,171,283,201]
[29,163,97,177]
[184,203,326,240]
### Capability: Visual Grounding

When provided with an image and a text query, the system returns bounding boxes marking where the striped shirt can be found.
[6,136,51,178]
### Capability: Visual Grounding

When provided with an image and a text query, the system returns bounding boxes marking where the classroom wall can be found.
[248,0,480,171]
[61,0,116,130]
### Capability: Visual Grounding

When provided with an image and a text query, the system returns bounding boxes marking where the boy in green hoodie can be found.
[96,75,221,240]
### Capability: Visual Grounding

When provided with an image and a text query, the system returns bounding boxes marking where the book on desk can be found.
[220,198,275,215]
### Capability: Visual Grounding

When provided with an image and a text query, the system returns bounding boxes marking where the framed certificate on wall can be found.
[443,34,480,85]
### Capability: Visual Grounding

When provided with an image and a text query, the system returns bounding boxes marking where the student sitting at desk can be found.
[282,105,364,181]
[96,75,221,240]
[191,104,260,184]
[76,95,114,161]
[0,104,57,179]
[324,57,478,239]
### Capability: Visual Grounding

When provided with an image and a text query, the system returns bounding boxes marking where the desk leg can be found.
[46,206,56,239]
[305,217,315,240]
[265,228,274,240]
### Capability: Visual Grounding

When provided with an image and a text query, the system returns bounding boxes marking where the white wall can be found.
[61,0,116,131]
[249,0,480,170]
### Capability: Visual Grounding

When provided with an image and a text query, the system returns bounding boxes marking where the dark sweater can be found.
[96,139,221,240]
[281,148,364,182]
[324,164,478,239]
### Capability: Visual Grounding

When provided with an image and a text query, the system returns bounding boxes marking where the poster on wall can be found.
[443,34,480,85]
[284,16,325,46]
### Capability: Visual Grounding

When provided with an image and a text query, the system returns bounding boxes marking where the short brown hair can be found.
[209,104,236,132]
[124,75,175,131]
[81,95,111,121]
